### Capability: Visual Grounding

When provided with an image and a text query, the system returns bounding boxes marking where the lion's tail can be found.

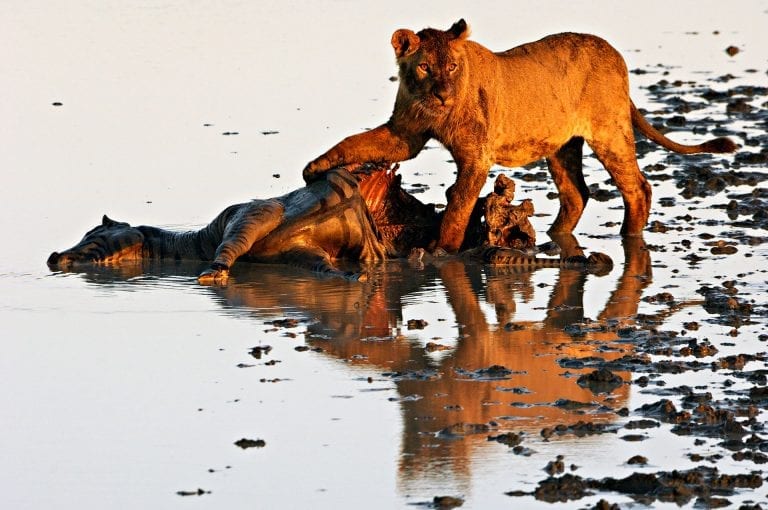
[630,101,737,154]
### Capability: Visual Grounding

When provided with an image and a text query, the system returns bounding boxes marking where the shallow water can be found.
[2,1,768,509]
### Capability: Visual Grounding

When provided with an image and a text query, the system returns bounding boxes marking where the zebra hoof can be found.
[197,267,229,285]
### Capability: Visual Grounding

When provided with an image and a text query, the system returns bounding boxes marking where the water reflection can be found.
[59,235,652,492]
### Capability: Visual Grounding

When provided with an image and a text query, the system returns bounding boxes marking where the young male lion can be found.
[304,19,736,252]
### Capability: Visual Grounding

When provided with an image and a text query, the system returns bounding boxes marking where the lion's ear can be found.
[391,29,420,58]
[448,19,470,40]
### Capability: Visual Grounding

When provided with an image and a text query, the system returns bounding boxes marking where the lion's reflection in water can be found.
[216,236,650,487]
[67,236,651,493]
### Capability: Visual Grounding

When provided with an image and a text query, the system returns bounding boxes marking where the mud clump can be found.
[679,339,718,357]
[698,285,753,315]
[487,431,523,447]
[671,405,749,439]
[249,345,272,359]
[749,386,768,402]
[732,450,768,464]
[382,369,441,381]
[437,422,495,439]
[540,420,617,439]
[455,365,518,380]
[511,467,764,505]
[636,399,691,424]
[407,318,429,329]
[593,500,620,510]
[577,368,624,394]
[176,488,210,497]
[432,495,464,508]
[234,438,266,449]
[270,318,299,328]
[532,474,592,503]
[624,419,660,430]
[544,455,565,475]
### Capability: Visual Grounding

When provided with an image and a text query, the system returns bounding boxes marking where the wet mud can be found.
[175,75,765,502]
[498,68,768,505]
[332,69,765,505]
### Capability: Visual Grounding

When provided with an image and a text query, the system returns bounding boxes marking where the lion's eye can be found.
[418,63,429,72]
[447,63,458,72]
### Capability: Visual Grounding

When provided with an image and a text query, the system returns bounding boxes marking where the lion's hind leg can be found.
[587,128,652,237]
[198,200,284,284]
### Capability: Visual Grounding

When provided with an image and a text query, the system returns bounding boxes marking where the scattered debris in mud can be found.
[176,488,211,497]
[431,495,464,509]
[269,318,300,328]
[576,368,624,394]
[507,465,763,505]
[410,495,466,509]
[234,438,266,449]
[200,64,768,508]
[407,318,429,329]
[454,365,524,380]
[382,369,442,381]
[496,268,768,503]
[437,422,497,439]
[249,345,272,359]
[488,431,525,447]
[540,420,619,440]
[425,342,452,352]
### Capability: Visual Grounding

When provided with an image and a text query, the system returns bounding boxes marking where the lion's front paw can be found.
[197,265,230,285]
[303,158,331,183]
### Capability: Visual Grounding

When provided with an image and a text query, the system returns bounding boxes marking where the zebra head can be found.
[47,215,145,268]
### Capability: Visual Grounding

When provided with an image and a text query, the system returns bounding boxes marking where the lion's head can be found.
[391,19,470,116]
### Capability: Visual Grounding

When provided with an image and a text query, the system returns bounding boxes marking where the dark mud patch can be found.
[540,420,620,440]
[234,438,266,449]
[624,419,661,430]
[431,496,464,508]
[409,496,465,509]
[454,365,524,381]
[176,488,211,496]
[488,431,524,447]
[425,341,452,352]
[382,369,441,381]
[496,242,767,503]
[437,422,498,440]
[489,71,768,507]
[577,368,624,394]
[268,317,301,328]
[508,466,763,505]
[407,318,429,329]
[249,345,272,359]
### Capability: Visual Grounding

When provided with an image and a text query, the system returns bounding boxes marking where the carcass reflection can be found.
[64,235,652,493]
[210,236,652,486]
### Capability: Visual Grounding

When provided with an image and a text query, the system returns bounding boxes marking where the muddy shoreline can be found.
[463,72,767,506]
[304,72,768,507]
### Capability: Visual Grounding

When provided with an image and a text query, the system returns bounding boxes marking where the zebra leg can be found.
[198,200,284,285]
[286,248,367,282]
[197,262,232,285]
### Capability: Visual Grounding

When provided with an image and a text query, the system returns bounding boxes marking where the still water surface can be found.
[2,1,767,508]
